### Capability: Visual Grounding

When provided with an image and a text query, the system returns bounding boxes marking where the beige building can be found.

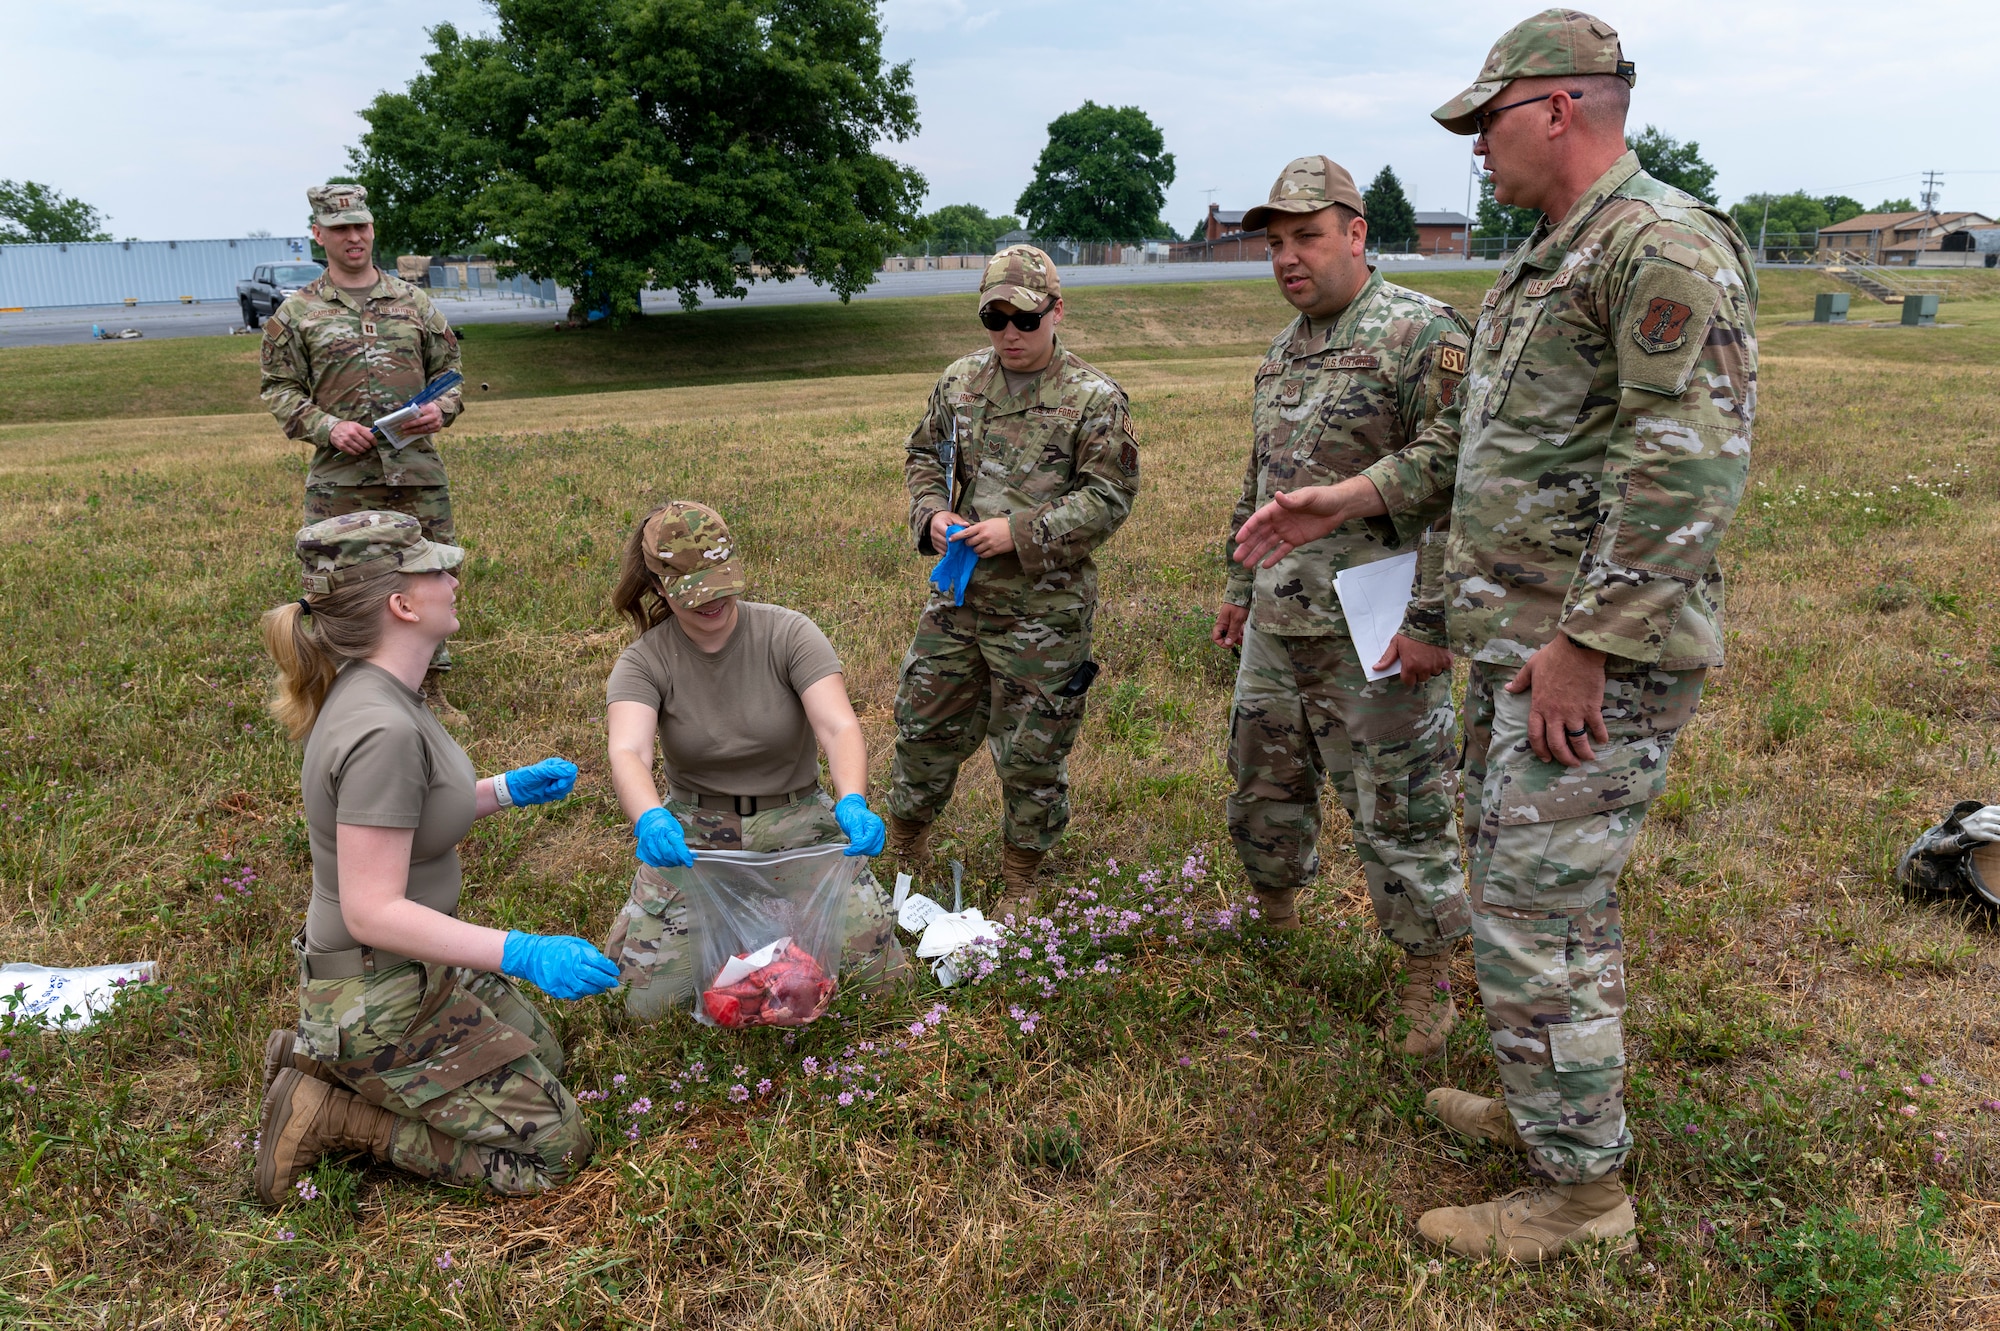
[1818,210,1996,266]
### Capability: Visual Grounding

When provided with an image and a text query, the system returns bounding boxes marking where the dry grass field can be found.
[3,274,2000,1327]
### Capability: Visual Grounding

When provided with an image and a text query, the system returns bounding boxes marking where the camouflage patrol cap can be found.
[1241,156,1367,232]
[1433,9,1636,136]
[641,501,746,613]
[295,511,462,597]
[979,244,1061,312]
[308,183,374,227]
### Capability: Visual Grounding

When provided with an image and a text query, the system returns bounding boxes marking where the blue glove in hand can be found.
[634,806,695,869]
[929,524,978,607]
[502,757,578,806]
[833,793,886,857]
[500,931,619,1000]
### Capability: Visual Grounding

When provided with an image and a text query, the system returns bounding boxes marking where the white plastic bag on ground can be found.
[683,846,863,1027]
[1,961,155,1030]
[893,893,1005,987]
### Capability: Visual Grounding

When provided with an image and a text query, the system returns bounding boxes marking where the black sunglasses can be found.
[1473,89,1583,137]
[979,300,1055,333]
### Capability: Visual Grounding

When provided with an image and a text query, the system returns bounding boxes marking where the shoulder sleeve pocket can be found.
[1618,258,1719,398]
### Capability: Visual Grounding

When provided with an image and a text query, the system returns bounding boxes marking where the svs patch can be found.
[1632,297,1694,353]
[1437,345,1468,375]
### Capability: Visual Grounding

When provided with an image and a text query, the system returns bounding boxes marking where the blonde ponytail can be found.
[259,573,407,740]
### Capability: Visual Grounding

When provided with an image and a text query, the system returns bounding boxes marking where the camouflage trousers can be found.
[1463,659,1705,1185]
[603,792,912,1022]
[888,600,1093,853]
[304,484,456,670]
[1225,625,1468,953]
[293,951,591,1195]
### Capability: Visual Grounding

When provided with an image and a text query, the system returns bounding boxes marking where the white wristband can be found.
[493,774,515,808]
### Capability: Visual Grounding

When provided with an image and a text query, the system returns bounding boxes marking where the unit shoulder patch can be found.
[1437,345,1468,375]
[1619,257,1720,396]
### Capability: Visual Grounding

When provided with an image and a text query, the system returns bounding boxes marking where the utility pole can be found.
[1920,169,1944,215]
[1758,196,1770,260]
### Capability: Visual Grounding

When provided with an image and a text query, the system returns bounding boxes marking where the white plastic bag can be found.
[682,845,863,1028]
[1,961,155,1031]
[893,893,1005,988]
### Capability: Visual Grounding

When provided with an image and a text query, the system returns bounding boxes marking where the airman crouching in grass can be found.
[598,501,911,1021]
[259,184,467,717]
[1217,155,1472,1059]
[1235,9,1756,1262]
[886,245,1140,915]
[254,512,617,1204]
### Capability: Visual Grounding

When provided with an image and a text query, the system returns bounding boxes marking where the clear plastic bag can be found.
[682,845,864,1028]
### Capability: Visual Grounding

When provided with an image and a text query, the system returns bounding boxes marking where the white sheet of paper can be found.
[896,893,947,934]
[713,936,788,987]
[915,908,1002,959]
[1334,551,1421,681]
[0,961,155,1030]
[373,404,422,451]
[892,872,912,912]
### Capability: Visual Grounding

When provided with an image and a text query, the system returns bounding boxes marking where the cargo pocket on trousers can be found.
[1548,1014,1625,1073]
[1356,704,1453,843]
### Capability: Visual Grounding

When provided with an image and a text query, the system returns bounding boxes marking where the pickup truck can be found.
[237,261,326,328]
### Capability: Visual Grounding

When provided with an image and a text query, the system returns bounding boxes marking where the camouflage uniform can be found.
[261,185,464,665]
[604,793,911,1021]
[1224,159,1473,952]
[294,951,592,1194]
[1363,121,1757,1182]
[889,248,1140,853]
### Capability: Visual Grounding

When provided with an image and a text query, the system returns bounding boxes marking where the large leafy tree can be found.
[908,203,1018,255]
[1361,166,1418,249]
[1627,125,1717,204]
[1473,175,1540,242]
[1728,191,1871,243]
[0,180,111,244]
[1015,102,1175,244]
[349,0,925,322]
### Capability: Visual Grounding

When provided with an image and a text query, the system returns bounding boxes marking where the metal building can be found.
[0,237,314,310]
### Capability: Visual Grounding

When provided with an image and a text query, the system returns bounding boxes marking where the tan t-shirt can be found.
[605,602,843,796]
[301,660,478,953]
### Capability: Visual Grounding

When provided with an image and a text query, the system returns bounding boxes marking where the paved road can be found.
[0,257,1508,350]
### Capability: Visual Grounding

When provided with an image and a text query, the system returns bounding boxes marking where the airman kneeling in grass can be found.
[1217,155,1473,1059]
[599,502,911,1020]
[255,512,617,1204]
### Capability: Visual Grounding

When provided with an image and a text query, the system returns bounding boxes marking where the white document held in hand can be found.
[373,404,425,451]
[1334,551,1420,682]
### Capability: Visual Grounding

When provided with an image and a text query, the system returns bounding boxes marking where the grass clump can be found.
[1723,1188,1957,1329]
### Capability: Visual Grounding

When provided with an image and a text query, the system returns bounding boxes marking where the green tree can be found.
[349,0,925,324]
[1361,166,1418,249]
[1821,194,1865,224]
[1473,175,1540,243]
[1015,102,1175,244]
[1875,197,1915,213]
[909,203,1018,255]
[1729,192,1835,243]
[0,180,111,244]
[1627,125,1717,203]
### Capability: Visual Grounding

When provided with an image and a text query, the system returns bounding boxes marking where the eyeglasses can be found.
[979,301,1055,333]
[1473,90,1584,137]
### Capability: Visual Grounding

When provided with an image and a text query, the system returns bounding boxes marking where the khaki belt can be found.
[669,783,820,818]
[293,929,418,980]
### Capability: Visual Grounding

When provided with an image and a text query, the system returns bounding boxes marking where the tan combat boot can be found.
[887,814,933,882]
[261,1029,336,1097]
[1425,1087,1527,1151]
[1417,1175,1637,1263]
[420,672,467,726]
[1252,886,1300,931]
[998,845,1045,920]
[1386,949,1457,1058]
[255,1067,399,1206]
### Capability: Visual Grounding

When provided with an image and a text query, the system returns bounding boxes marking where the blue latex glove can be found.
[929,524,979,606]
[833,793,886,857]
[500,931,620,1000]
[502,757,578,806]
[634,806,695,869]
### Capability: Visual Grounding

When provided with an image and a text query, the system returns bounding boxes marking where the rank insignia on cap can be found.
[1632,297,1695,354]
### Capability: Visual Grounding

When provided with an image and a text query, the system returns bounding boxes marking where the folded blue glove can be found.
[502,757,578,806]
[929,524,978,606]
[833,793,886,857]
[500,931,620,1000]
[634,806,695,868]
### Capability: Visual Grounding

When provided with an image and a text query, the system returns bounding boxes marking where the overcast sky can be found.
[4,0,1996,242]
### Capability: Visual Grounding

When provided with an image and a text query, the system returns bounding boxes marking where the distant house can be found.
[1412,211,1471,256]
[1168,203,1269,262]
[1817,210,1996,266]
